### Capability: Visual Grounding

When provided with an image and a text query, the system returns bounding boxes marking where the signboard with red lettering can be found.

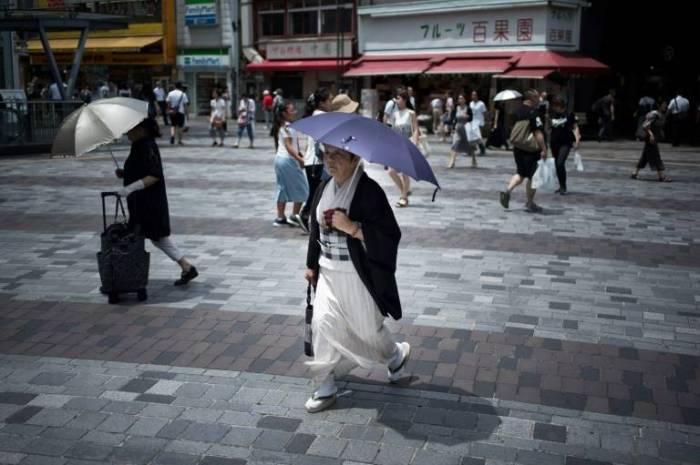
[358,6,580,53]
[266,39,353,60]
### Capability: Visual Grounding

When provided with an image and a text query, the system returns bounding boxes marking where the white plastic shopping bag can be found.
[532,158,557,190]
[574,151,584,172]
[465,121,482,143]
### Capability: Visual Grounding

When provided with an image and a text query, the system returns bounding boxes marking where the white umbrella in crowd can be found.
[51,97,149,168]
[493,90,522,102]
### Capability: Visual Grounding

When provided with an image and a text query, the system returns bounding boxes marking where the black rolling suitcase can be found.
[97,192,150,304]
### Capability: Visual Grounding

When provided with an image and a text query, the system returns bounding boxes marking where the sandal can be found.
[395,198,408,208]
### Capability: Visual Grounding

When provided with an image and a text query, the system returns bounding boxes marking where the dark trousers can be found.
[157,101,169,126]
[598,115,613,141]
[551,143,571,190]
[637,140,665,171]
[300,164,324,223]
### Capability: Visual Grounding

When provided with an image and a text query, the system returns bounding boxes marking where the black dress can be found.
[307,173,403,321]
[123,138,171,240]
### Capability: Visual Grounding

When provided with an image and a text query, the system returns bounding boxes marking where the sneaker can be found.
[387,342,411,383]
[174,266,198,286]
[499,191,510,209]
[287,215,301,228]
[304,392,337,413]
[525,202,543,213]
[290,214,308,233]
[273,217,289,227]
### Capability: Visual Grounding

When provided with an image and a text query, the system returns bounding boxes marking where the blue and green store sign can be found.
[185,0,217,26]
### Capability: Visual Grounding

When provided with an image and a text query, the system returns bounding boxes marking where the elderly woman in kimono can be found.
[303,144,410,413]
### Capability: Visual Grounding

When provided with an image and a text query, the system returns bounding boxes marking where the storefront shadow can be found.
[128,278,215,305]
[332,375,501,446]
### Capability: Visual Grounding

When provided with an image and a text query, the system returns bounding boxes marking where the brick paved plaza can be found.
[0,122,698,465]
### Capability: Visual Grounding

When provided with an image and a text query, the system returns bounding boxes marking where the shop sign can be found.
[359,6,580,53]
[267,39,353,60]
[178,53,230,68]
[185,0,217,26]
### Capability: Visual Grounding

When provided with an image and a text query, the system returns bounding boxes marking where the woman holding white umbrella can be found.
[115,118,199,286]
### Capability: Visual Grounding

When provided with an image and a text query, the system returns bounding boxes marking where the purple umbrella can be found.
[290,112,440,190]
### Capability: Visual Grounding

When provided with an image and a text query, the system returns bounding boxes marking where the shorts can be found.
[170,112,185,128]
[513,148,540,179]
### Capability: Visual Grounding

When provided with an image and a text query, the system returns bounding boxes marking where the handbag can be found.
[211,116,225,129]
[466,121,482,143]
[304,284,314,357]
[509,119,540,152]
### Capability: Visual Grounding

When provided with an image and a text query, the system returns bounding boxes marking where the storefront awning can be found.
[344,57,431,77]
[28,36,162,53]
[246,59,350,72]
[426,57,511,75]
[510,51,608,74]
[494,68,553,79]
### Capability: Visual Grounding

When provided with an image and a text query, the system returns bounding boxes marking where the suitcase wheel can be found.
[137,289,148,302]
[108,292,119,304]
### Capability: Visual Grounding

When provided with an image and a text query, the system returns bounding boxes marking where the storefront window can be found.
[261,13,285,36]
[321,8,352,34]
[91,1,162,23]
[289,10,318,35]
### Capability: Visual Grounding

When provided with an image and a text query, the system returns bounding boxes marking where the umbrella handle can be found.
[109,148,120,170]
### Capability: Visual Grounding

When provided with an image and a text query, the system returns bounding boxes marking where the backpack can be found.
[509,119,540,152]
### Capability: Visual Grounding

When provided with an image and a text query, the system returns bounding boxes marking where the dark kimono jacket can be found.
[123,138,171,240]
[306,172,403,320]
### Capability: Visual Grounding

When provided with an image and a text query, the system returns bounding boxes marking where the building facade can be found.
[349,0,606,114]
[243,0,355,106]
[176,0,238,115]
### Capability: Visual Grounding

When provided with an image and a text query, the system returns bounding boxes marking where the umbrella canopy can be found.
[493,89,522,102]
[51,97,148,157]
[290,112,440,189]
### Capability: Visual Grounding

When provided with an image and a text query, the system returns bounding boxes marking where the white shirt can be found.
[49,83,62,100]
[166,89,189,113]
[668,95,690,115]
[384,99,398,120]
[98,85,110,99]
[239,98,256,119]
[431,98,443,110]
[210,98,227,119]
[469,100,487,127]
[445,97,454,111]
[154,87,165,102]
[409,96,416,109]
[276,123,298,158]
[304,109,324,165]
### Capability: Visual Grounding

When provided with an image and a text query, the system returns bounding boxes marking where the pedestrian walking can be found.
[441,91,455,142]
[499,89,548,213]
[667,91,689,147]
[631,102,671,182]
[272,100,309,228]
[98,81,110,99]
[303,145,409,413]
[387,90,418,208]
[115,118,198,286]
[235,94,255,148]
[407,86,417,110]
[154,81,168,126]
[549,95,581,195]
[430,95,443,135]
[382,87,402,126]
[210,89,227,147]
[262,89,274,130]
[447,94,477,169]
[486,101,510,150]
[593,89,615,141]
[166,82,188,145]
[469,90,488,155]
[299,87,333,231]
[635,94,655,140]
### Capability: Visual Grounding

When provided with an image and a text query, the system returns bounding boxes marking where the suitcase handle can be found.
[101,191,127,232]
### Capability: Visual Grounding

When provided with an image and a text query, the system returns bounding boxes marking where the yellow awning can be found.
[28,36,162,53]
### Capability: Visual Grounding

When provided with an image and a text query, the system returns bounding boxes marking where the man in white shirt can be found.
[48,82,64,100]
[166,82,189,145]
[154,81,168,126]
[469,90,487,155]
[430,96,443,135]
[98,82,110,99]
[667,92,690,146]
[383,87,402,126]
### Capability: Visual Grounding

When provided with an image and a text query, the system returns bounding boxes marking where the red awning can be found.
[344,59,431,77]
[495,68,553,79]
[426,58,511,75]
[246,59,350,72]
[510,51,608,74]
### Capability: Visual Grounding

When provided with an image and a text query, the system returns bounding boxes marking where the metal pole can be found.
[66,25,89,99]
[37,20,67,100]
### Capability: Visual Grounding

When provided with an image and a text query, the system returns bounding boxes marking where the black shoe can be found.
[174,266,198,286]
[211,142,218,147]
[273,217,289,227]
[170,136,175,145]
[525,202,543,213]
[499,191,510,209]
[290,214,309,233]
[559,188,567,195]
